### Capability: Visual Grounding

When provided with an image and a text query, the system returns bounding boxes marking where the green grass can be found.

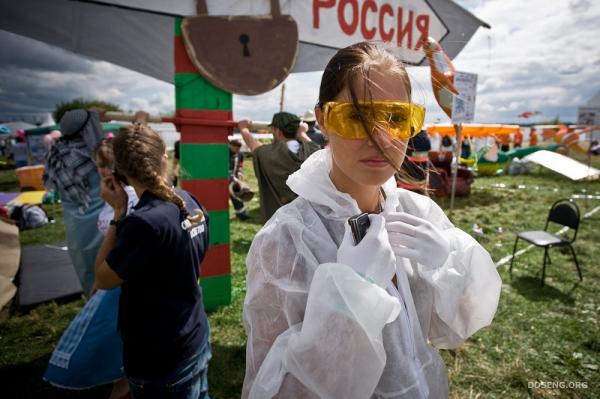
[441,169,600,399]
[0,169,20,192]
[1,154,599,398]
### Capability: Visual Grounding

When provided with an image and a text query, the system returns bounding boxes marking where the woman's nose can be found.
[367,125,388,148]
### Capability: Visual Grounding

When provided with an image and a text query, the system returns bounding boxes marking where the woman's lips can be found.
[360,158,389,168]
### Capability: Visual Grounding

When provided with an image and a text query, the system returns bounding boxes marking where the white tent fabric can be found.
[0,0,489,84]
[524,150,600,181]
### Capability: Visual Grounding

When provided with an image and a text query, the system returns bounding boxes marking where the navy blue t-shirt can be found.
[106,189,209,379]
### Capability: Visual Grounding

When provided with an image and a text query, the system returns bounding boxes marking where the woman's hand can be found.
[133,111,150,125]
[296,121,311,142]
[337,214,396,287]
[100,175,128,216]
[385,212,450,270]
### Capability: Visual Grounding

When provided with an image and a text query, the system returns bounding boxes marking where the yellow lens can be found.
[324,101,425,140]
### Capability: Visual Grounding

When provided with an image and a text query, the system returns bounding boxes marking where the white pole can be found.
[449,123,462,217]
[279,83,286,112]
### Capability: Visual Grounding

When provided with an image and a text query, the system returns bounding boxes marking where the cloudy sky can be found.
[1,0,599,125]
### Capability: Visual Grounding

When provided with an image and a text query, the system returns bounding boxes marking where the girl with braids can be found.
[242,42,501,398]
[95,123,211,399]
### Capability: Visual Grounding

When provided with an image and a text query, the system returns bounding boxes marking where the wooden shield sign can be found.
[181,13,298,95]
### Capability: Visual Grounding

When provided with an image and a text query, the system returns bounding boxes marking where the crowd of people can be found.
[39,41,501,399]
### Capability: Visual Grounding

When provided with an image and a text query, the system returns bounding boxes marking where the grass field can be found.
[1,153,599,398]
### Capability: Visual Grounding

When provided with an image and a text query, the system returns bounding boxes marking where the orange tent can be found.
[426,124,521,137]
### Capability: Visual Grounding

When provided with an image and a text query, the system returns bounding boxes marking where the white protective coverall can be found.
[243,149,501,399]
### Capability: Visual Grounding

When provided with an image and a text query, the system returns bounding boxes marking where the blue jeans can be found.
[127,340,211,399]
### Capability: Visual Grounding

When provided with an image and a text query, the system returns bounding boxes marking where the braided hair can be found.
[112,124,203,225]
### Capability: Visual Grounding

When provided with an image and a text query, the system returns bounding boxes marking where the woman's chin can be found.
[353,167,395,187]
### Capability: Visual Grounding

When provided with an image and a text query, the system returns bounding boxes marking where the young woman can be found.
[94,124,211,398]
[242,42,501,398]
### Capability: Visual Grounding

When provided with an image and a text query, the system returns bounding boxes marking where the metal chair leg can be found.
[568,245,583,281]
[541,247,548,287]
[510,236,519,276]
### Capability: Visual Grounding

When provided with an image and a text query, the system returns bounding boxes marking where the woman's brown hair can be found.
[112,124,203,223]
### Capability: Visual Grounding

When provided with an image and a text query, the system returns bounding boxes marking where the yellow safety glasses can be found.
[323,101,426,140]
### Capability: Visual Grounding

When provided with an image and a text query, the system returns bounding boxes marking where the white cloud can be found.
[233,71,323,122]
[446,0,600,122]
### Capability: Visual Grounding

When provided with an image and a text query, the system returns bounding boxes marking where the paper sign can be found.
[451,71,477,123]
[577,107,600,126]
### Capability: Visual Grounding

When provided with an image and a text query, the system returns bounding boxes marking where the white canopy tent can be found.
[524,150,600,181]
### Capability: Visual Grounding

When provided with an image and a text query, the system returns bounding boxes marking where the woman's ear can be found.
[315,106,328,138]
[161,152,169,175]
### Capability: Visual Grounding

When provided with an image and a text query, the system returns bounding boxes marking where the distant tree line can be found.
[53,98,122,122]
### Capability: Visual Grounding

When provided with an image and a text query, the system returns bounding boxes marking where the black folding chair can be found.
[510,199,583,287]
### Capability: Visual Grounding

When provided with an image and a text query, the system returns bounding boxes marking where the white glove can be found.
[385,212,451,270]
[337,214,396,287]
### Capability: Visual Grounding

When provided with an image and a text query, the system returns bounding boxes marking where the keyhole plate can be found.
[239,34,250,57]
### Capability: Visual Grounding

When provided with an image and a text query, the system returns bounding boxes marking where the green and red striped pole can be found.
[174,17,231,310]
